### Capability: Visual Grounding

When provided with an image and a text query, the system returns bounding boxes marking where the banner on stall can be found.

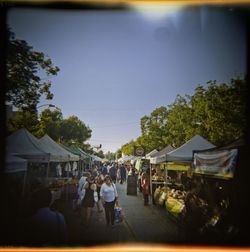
[160,162,190,171]
[193,149,238,178]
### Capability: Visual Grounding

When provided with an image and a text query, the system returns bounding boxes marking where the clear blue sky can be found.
[7,5,246,153]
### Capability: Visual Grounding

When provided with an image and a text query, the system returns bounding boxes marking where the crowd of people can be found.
[4,160,233,246]
[77,163,130,227]
[6,162,154,246]
[74,163,152,231]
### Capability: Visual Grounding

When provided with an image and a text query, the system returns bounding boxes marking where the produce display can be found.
[152,175,164,181]
[154,186,166,206]
[167,188,186,200]
[165,197,185,218]
[165,188,186,217]
[48,178,67,191]
[153,186,186,217]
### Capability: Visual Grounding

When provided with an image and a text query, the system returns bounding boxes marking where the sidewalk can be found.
[61,181,183,246]
[116,181,182,244]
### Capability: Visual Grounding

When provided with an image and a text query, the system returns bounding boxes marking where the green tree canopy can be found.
[190,79,246,145]
[121,140,136,156]
[121,78,246,151]
[6,109,39,135]
[60,115,92,145]
[104,151,116,160]
[6,29,59,110]
[36,108,63,140]
[140,106,169,151]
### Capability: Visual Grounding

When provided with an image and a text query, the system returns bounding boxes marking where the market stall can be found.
[6,129,79,197]
[154,135,215,221]
[191,140,242,241]
[149,145,174,204]
[153,162,190,220]
[5,153,28,197]
[39,134,79,179]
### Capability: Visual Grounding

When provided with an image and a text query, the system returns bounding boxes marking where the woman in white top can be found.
[100,175,118,227]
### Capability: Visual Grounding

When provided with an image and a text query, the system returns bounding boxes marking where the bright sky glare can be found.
[7,5,246,153]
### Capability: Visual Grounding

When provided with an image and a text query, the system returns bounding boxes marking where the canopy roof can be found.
[150,145,174,164]
[166,135,216,162]
[193,138,244,153]
[39,135,79,162]
[5,154,27,173]
[91,155,103,162]
[118,155,139,163]
[60,144,92,162]
[7,128,50,162]
[145,149,158,159]
[76,147,93,161]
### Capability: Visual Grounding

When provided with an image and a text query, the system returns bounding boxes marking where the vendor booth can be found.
[153,135,215,221]
[191,139,243,241]
[149,145,174,204]
[5,153,28,197]
[6,129,79,198]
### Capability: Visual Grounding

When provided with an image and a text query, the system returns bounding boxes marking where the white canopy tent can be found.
[5,154,27,173]
[145,149,158,159]
[7,128,50,162]
[166,135,216,162]
[118,155,139,163]
[39,134,79,162]
[150,145,174,164]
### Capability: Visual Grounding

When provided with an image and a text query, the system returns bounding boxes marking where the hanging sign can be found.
[193,149,238,179]
[134,146,145,156]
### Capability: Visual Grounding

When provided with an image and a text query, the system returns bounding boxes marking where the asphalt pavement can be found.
[61,180,184,247]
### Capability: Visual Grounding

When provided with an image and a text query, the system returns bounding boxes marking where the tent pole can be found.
[66,161,69,201]
[150,163,152,203]
[46,161,50,186]
[22,169,27,197]
[164,163,168,189]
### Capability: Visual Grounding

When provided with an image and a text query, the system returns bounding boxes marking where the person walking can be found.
[95,175,104,213]
[100,175,118,228]
[141,169,150,206]
[101,164,108,176]
[109,164,118,184]
[119,164,127,184]
[80,175,97,226]
[78,172,90,197]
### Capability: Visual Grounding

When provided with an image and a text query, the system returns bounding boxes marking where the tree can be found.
[6,109,39,135]
[121,140,136,156]
[120,78,246,151]
[95,150,104,159]
[115,149,122,159]
[60,116,92,145]
[6,29,59,110]
[140,106,169,151]
[36,108,63,140]
[191,78,246,145]
[104,151,116,160]
[164,95,194,147]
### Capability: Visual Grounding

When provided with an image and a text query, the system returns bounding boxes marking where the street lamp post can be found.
[37,104,56,109]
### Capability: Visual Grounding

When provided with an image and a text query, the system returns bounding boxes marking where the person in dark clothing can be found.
[101,165,108,176]
[109,165,117,183]
[81,175,97,226]
[25,187,67,246]
[95,175,104,212]
[141,169,150,205]
[119,165,127,184]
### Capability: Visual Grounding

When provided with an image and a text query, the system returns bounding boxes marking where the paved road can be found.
[61,181,183,247]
